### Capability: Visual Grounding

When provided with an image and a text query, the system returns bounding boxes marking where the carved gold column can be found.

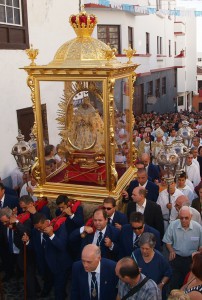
[108,77,118,191]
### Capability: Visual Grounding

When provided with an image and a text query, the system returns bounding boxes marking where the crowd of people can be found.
[0,111,202,300]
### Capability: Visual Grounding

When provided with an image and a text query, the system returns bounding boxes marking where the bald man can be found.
[115,257,161,300]
[163,206,202,290]
[173,195,202,225]
[71,244,118,300]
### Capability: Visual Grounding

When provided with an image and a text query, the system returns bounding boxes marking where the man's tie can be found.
[8,228,13,254]
[96,231,103,247]
[133,234,139,249]
[42,233,48,248]
[91,272,98,300]
[107,218,111,224]
[0,200,2,208]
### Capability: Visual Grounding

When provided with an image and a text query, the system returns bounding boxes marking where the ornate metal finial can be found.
[11,130,32,173]
[25,44,39,66]
[104,44,117,66]
[69,9,97,38]
[123,45,136,64]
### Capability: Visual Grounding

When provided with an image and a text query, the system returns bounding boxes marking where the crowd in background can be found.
[0,110,202,299]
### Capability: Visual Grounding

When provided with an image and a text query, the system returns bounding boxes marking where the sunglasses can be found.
[103,207,113,211]
[132,225,143,230]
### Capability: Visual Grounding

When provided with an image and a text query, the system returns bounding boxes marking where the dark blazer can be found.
[38,205,51,220]
[148,163,160,182]
[4,186,17,197]
[70,224,120,261]
[126,180,159,203]
[191,198,202,216]
[111,210,128,227]
[118,223,161,258]
[56,206,84,234]
[127,200,164,239]
[3,193,19,209]
[81,225,120,261]
[71,258,118,300]
[32,223,72,274]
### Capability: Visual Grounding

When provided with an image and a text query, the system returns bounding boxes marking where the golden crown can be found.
[69,8,97,38]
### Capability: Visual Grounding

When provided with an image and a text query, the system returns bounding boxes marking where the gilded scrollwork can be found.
[31,157,42,185]
[108,78,118,190]
[27,75,38,141]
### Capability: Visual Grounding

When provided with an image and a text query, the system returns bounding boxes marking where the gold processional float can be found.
[22,8,139,203]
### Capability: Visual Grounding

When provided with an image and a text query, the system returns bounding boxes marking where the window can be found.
[128,26,133,48]
[17,104,49,143]
[155,79,160,97]
[178,96,184,106]
[174,69,177,87]
[162,77,166,95]
[169,40,171,56]
[0,0,29,49]
[97,25,120,54]
[147,81,153,96]
[157,36,162,55]
[146,32,150,54]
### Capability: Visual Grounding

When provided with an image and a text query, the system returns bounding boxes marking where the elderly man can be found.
[127,186,164,239]
[115,257,161,300]
[0,206,37,299]
[163,206,202,290]
[122,168,159,203]
[71,244,118,300]
[173,195,202,225]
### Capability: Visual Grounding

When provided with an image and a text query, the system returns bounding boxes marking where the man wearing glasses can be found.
[118,211,161,259]
[163,206,202,291]
[102,197,128,230]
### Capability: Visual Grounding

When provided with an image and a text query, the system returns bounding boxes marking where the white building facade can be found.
[0,0,80,181]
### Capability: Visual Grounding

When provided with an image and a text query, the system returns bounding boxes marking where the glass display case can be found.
[23,8,139,202]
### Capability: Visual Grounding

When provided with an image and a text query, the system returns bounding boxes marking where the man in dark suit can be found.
[70,208,120,261]
[0,183,19,279]
[118,211,161,258]
[127,186,164,239]
[55,194,84,234]
[141,153,160,182]
[0,182,19,209]
[23,212,72,300]
[103,197,128,230]
[122,168,159,203]
[0,206,37,299]
[71,244,118,300]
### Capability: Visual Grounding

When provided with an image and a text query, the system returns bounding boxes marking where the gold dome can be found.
[48,8,119,68]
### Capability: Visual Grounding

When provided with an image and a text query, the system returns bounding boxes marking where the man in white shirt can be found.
[157,181,183,231]
[186,152,201,187]
[20,174,37,202]
[190,147,200,169]
[177,172,195,204]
